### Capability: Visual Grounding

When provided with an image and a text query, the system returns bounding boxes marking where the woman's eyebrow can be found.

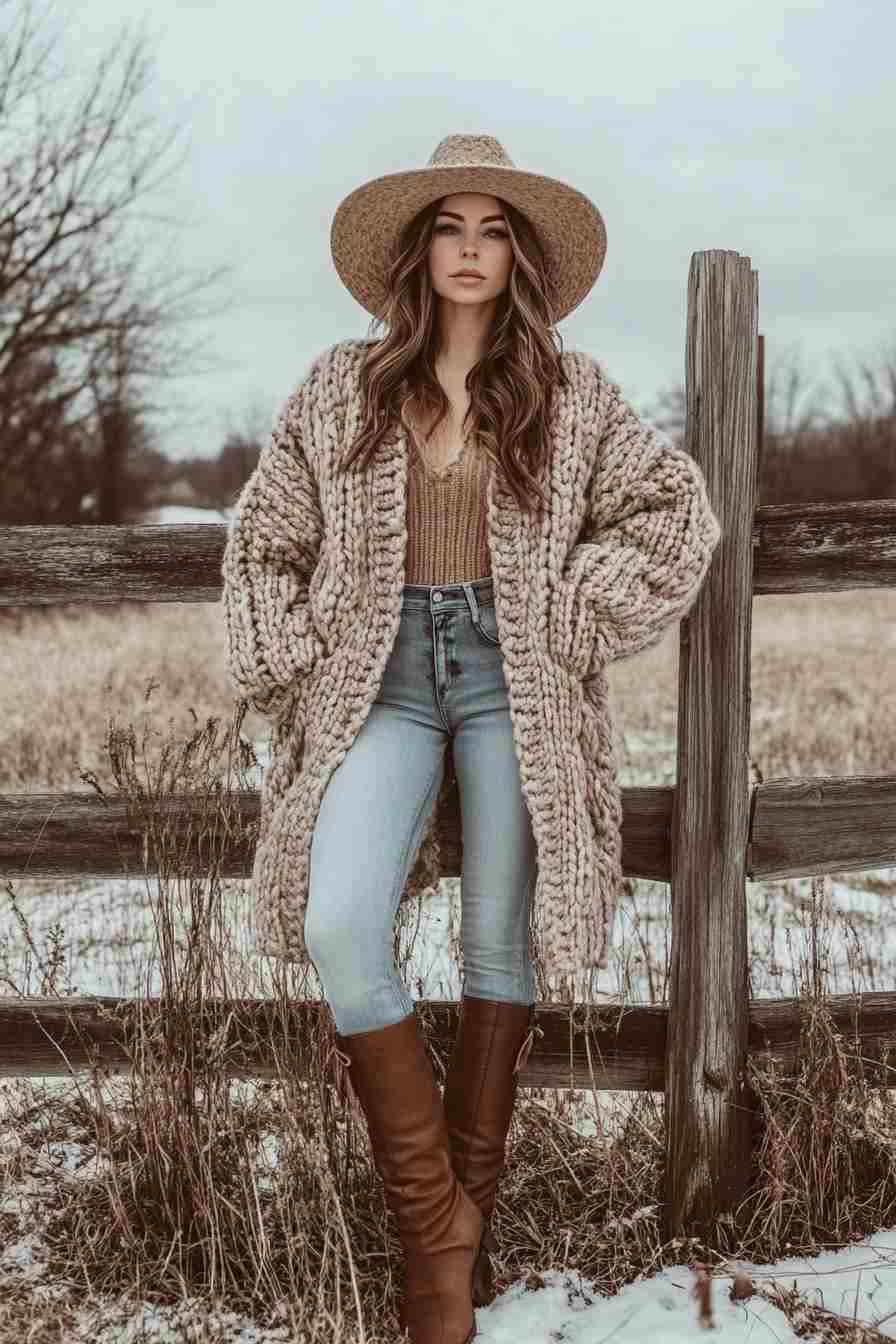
[436,210,507,224]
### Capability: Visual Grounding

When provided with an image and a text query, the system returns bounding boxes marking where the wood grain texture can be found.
[3,993,895,1089]
[2,776,894,878]
[2,500,896,608]
[664,249,757,1246]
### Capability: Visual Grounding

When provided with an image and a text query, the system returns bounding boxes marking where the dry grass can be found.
[1,589,895,1342]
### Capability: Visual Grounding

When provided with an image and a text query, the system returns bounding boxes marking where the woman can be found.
[220,133,722,1344]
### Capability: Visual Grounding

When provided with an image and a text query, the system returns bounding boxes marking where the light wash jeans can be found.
[304,575,538,1036]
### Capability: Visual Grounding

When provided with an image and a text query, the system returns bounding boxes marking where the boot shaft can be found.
[330,1009,483,1343]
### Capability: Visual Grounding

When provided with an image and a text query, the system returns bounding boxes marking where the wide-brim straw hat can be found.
[330,133,607,325]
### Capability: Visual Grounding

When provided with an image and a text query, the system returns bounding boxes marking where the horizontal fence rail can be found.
[2,775,895,881]
[1,498,896,606]
[2,992,895,1088]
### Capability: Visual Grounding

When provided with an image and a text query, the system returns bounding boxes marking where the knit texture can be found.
[220,338,722,980]
[405,428,492,583]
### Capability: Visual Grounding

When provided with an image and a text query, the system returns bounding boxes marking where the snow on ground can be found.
[138,504,233,524]
[4,601,896,1339]
[4,841,896,1338]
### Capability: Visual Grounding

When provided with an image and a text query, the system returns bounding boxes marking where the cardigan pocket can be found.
[547,574,589,680]
[256,674,315,833]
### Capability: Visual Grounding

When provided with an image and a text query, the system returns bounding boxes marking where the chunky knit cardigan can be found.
[220,338,722,979]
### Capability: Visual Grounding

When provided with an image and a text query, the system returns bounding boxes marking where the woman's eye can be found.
[435,224,507,238]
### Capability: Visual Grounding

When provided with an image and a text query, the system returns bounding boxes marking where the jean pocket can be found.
[473,601,501,646]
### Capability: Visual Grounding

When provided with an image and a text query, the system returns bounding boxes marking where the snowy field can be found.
[2,505,895,1340]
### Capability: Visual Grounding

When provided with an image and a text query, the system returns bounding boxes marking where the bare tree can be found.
[762,340,832,442]
[641,336,896,504]
[0,0,241,522]
[641,381,687,446]
[829,336,896,426]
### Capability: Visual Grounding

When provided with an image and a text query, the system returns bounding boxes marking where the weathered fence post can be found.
[663,250,759,1246]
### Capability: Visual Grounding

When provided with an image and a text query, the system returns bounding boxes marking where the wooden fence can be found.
[2,249,896,1245]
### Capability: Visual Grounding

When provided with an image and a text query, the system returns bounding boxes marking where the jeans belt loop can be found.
[461,581,480,626]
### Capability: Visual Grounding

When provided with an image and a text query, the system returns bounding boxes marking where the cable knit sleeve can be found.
[220,378,326,724]
[549,360,722,674]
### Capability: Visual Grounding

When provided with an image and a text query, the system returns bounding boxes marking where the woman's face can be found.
[427,192,513,306]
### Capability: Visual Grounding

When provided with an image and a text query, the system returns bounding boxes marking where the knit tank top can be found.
[403,426,492,585]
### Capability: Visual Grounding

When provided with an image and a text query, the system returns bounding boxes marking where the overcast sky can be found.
[31,0,896,460]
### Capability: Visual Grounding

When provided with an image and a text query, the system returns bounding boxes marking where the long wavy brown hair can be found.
[336,195,571,517]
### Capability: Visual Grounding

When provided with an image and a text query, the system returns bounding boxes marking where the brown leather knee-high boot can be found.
[332,1010,484,1343]
[443,995,539,1307]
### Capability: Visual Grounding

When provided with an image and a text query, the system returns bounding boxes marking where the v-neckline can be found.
[408,423,472,482]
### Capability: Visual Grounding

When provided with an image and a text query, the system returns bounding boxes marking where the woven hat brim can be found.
[330,163,607,324]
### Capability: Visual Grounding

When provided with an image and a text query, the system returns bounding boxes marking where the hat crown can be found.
[426,134,517,171]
